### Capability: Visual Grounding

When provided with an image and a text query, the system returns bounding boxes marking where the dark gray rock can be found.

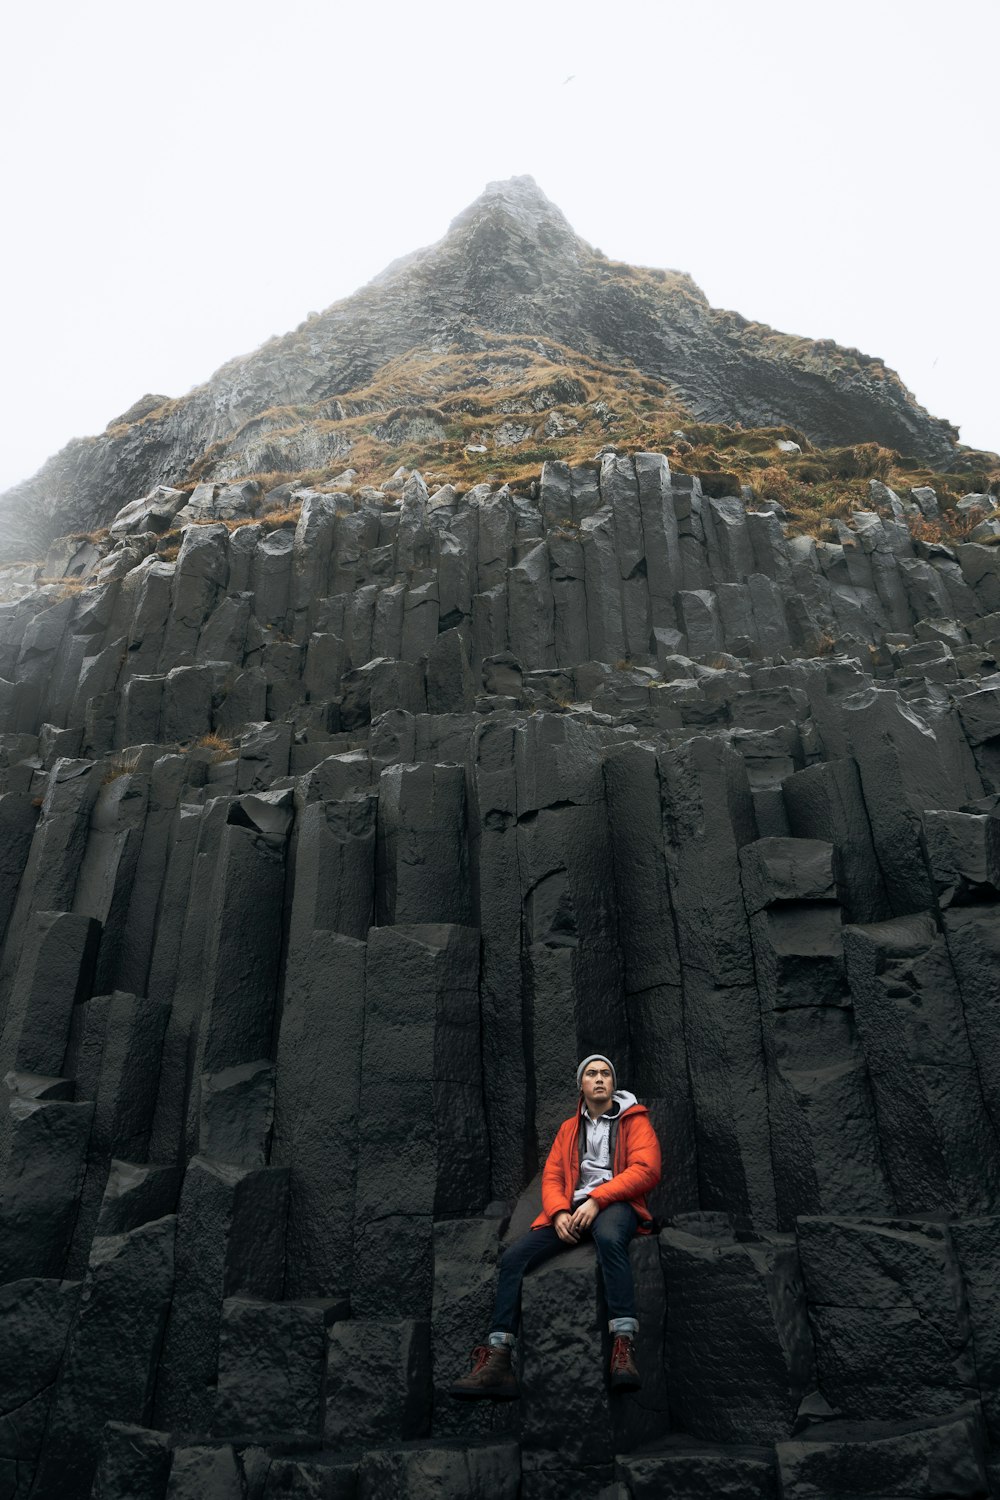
[352,924,486,1318]
[32,1215,175,1499]
[154,1157,288,1431]
[198,1059,275,1167]
[843,687,974,915]
[165,1444,244,1500]
[324,1316,431,1446]
[796,1215,977,1422]
[0,1096,94,1281]
[775,1406,987,1498]
[216,1295,344,1439]
[95,1159,182,1236]
[942,905,1000,1140]
[376,762,472,925]
[272,928,365,1299]
[616,1440,778,1499]
[951,1216,1000,1442]
[356,1441,520,1500]
[659,1223,814,1444]
[782,757,890,923]
[92,1422,172,1500]
[843,913,1000,1214]
[0,1276,80,1487]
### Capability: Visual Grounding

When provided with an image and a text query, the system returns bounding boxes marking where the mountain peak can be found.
[1,176,980,559]
[447,174,576,243]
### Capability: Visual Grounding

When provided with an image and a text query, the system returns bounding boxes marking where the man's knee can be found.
[593,1204,636,1244]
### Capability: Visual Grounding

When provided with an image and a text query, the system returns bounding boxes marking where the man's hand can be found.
[569,1198,599,1236]
[553,1211,578,1245]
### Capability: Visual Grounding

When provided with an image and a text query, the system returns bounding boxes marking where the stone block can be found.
[95,1159,182,1237]
[154,1157,288,1431]
[376,761,472,925]
[616,1440,778,1499]
[843,913,1000,1214]
[198,1059,275,1167]
[324,1316,431,1445]
[166,1444,244,1500]
[356,1441,520,1500]
[796,1215,977,1422]
[0,1096,94,1281]
[32,1216,175,1500]
[782,757,890,924]
[0,910,100,1084]
[216,1295,344,1438]
[353,924,486,1318]
[775,1406,987,1498]
[942,905,1000,1140]
[659,1223,814,1444]
[92,1422,172,1500]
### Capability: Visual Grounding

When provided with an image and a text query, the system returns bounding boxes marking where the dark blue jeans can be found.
[490,1202,639,1337]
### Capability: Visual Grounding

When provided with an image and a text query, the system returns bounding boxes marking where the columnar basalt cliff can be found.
[2,184,1000,1500]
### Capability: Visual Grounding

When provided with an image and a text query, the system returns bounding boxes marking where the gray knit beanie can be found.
[576,1054,617,1090]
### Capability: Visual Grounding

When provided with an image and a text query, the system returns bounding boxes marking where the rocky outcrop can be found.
[0,177,963,560]
[2,453,1000,1495]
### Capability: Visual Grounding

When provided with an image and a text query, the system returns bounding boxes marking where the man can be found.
[451,1053,661,1400]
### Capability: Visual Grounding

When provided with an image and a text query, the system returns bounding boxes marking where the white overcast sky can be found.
[1,0,997,495]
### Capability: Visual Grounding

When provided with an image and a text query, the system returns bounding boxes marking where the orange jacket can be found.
[531,1101,662,1234]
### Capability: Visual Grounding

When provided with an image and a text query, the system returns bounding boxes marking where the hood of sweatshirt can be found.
[580,1089,639,1119]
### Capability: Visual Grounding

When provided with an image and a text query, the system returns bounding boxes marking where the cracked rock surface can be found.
[1,449,1000,1497]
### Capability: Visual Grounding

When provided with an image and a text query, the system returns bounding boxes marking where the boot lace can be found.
[610,1335,634,1372]
[469,1344,492,1374]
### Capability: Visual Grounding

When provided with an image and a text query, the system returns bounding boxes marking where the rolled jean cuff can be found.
[609,1317,638,1335]
[488,1330,516,1348]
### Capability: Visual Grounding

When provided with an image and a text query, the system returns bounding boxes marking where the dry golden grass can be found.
[193,731,237,763]
[35,577,89,599]
[119,321,999,541]
[102,750,141,785]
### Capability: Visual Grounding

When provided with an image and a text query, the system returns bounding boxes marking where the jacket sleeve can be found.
[588,1113,661,1209]
[540,1120,575,1219]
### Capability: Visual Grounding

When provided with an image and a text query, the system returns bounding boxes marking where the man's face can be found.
[581,1062,614,1111]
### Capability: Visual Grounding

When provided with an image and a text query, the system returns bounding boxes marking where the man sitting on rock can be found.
[451,1053,661,1400]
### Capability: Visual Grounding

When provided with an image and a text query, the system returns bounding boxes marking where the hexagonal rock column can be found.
[214,1294,345,1440]
[352,923,486,1319]
[842,687,981,916]
[602,741,698,1221]
[183,809,289,1157]
[843,912,1000,1215]
[796,1215,977,1422]
[356,1442,520,1500]
[658,1216,814,1446]
[153,1156,288,1432]
[91,1421,172,1500]
[0,1095,94,1281]
[31,1215,176,1500]
[63,987,170,1275]
[942,902,1000,1142]
[324,1316,431,1447]
[376,761,473,926]
[951,1216,1000,1444]
[0,908,100,1087]
[740,836,891,1227]
[616,1439,779,1499]
[658,735,776,1230]
[0,1277,80,1497]
[774,1406,987,1499]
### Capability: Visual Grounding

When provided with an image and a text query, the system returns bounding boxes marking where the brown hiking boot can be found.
[609,1334,641,1391]
[449,1343,520,1401]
